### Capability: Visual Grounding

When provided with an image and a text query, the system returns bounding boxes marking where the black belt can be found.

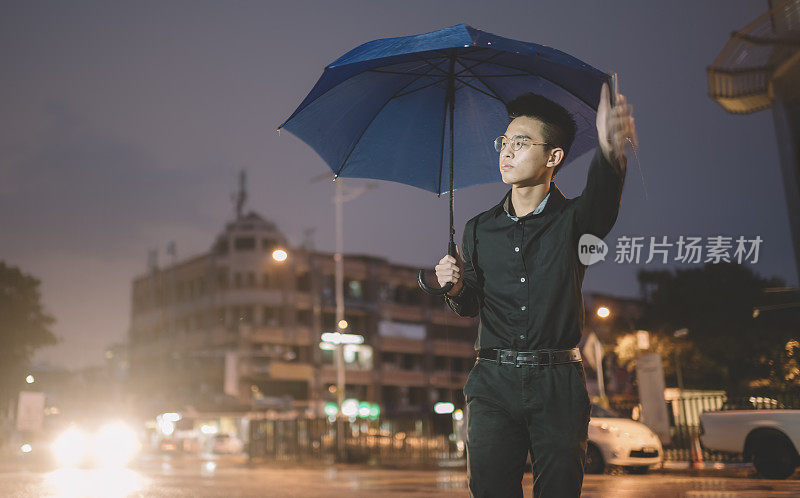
[478,347,581,367]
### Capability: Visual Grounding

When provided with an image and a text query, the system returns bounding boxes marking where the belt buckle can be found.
[542,350,554,367]
[514,353,522,368]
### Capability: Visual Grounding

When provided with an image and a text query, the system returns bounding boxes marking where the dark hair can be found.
[506,93,577,179]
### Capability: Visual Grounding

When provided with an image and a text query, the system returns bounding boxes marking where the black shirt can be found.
[445,147,626,351]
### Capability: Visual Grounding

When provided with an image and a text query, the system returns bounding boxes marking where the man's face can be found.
[498,116,563,187]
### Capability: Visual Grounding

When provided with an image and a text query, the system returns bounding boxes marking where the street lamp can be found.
[272,248,288,262]
[25,375,34,384]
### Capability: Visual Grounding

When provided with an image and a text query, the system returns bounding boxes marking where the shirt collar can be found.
[497,182,566,221]
[503,190,549,222]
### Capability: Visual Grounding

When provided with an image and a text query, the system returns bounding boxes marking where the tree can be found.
[0,261,57,428]
[636,262,798,391]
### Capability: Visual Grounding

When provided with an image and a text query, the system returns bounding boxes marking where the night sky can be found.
[1,1,794,369]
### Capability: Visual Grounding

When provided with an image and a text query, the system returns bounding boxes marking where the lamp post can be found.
[330,178,376,462]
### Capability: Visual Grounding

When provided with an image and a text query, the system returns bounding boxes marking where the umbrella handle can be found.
[418,240,456,295]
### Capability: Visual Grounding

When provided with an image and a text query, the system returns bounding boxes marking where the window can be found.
[247,272,256,288]
[234,272,242,288]
[217,268,229,289]
[297,309,312,327]
[234,237,256,251]
[235,305,253,324]
[296,271,311,292]
[345,279,364,300]
[262,306,281,327]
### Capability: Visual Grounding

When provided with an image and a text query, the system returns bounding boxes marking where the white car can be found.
[700,406,800,479]
[585,404,664,474]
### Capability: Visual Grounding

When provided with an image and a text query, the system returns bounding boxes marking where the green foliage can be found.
[636,262,798,390]
[0,261,57,414]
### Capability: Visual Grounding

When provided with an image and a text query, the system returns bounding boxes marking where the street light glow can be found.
[26,374,35,384]
[337,319,348,330]
[596,306,611,319]
[272,248,288,262]
[434,402,455,414]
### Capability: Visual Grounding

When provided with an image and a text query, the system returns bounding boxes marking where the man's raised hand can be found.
[596,81,636,165]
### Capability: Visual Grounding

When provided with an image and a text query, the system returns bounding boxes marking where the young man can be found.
[434,82,634,497]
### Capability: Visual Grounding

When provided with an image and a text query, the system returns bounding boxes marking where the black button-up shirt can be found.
[445,148,626,351]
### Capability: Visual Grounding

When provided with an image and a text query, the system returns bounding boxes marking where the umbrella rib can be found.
[454,49,503,76]
[333,65,445,179]
[393,77,447,98]
[452,76,503,102]
[367,69,442,76]
[456,65,506,103]
[456,55,597,109]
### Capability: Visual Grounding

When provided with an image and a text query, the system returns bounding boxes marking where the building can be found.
[127,196,477,421]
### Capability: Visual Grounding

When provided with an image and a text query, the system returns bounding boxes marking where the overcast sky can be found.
[1,1,795,369]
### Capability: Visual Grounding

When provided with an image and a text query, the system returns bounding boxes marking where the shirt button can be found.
[514,247,520,252]
[520,277,526,282]
[521,305,526,311]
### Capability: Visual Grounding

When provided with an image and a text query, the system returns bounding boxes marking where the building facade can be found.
[128,210,477,420]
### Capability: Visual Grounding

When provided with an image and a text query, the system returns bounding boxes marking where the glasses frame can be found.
[493,135,551,153]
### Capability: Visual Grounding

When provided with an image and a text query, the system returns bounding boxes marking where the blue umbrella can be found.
[278,24,612,294]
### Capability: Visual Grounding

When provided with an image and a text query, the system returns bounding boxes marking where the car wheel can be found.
[753,440,797,480]
[584,444,605,474]
[623,465,649,474]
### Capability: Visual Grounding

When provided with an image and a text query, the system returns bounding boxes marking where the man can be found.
[434,82,634,497]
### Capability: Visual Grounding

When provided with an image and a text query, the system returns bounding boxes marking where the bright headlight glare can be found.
[52,428,89,467]
[91,423,140,467]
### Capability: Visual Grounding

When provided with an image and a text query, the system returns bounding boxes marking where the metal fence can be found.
[610,390,800,462]
[250,390,800,465]
[248,417,462,466]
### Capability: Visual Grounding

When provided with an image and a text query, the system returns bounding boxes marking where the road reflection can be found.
[45,468,145,498]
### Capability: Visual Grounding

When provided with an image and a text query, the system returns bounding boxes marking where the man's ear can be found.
[548,148,565,168]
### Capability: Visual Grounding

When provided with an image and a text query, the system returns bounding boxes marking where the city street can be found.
[3,459,800,497]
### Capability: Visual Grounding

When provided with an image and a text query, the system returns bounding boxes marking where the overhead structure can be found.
[707,0,800,282]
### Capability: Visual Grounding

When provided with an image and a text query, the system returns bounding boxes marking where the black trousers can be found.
[463,356,591,497]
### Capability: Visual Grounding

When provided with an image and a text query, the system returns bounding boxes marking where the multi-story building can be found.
[128,208,477,420]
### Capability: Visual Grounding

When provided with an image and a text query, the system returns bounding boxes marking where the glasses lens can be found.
[493,137,505,152]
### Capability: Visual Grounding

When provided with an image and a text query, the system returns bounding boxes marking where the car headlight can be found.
[91,423,140,467]
[52,427,89,467]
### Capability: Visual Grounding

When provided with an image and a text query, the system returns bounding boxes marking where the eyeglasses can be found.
[493,135,550,153]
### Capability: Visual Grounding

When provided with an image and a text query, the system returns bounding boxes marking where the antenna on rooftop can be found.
[232,170,247,220]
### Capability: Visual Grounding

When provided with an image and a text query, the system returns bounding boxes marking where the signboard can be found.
[16,391,45,432]
[635,353,671,444]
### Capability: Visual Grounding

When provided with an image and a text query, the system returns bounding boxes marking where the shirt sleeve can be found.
[444,217,481,318]
[573,147,627,241]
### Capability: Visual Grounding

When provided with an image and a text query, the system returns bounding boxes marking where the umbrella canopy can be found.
[278,24,612,294]
[278,23,610,194]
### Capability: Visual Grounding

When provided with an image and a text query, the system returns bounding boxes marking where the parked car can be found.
[700,408,800,479]
[585,404,664,474]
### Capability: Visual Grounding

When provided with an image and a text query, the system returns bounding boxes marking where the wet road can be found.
[2,460,800,497]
